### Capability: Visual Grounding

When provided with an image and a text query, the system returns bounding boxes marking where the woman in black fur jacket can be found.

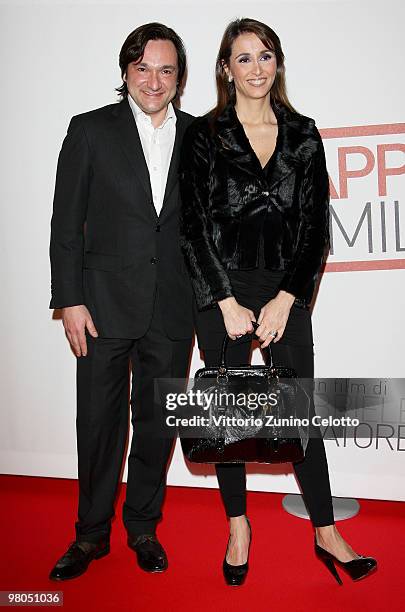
[179,17,377,587]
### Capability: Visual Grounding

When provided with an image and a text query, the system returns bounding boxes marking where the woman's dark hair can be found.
[214,18,296,118]
[116,22,187,100]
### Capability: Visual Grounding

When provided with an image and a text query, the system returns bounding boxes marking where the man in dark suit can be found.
[49,23,194,580]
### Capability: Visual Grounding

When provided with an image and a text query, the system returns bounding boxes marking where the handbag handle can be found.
[219,321,274,370]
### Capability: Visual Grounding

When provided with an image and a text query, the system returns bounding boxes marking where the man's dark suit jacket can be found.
[49,98,194,339]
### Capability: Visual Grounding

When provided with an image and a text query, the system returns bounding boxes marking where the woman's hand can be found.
[256,290,295,348]
[218,297,256,340]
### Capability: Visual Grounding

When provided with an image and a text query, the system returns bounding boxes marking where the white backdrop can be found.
[1,0,404,501]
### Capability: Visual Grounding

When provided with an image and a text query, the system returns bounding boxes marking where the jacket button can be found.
[155,224,160,232]
[150,257,157,264]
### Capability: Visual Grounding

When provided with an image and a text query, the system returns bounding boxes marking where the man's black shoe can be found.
[49,540,110,581]
[128,534,168,572]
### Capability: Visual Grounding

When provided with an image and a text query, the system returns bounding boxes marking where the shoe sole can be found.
[138,562,168,573]
[351,564,378,581]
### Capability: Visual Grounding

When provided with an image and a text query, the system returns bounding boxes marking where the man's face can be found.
[124,39,178,117]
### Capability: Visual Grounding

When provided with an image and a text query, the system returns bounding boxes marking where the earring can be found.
[228,75,233,83]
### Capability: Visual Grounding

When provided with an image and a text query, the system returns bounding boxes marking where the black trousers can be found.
[203,340,335,528]
[75,289,192,543]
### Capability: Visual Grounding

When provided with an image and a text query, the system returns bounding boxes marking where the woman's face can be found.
[224,32,277,102]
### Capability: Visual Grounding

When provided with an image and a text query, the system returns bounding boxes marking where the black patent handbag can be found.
[180,324,309,464]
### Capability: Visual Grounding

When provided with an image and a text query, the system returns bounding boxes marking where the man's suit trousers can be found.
[75,288,192,543]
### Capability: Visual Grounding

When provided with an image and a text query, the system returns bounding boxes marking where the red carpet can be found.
[0,475,402,611]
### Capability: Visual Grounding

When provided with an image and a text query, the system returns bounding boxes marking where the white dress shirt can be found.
[128,94,177,216]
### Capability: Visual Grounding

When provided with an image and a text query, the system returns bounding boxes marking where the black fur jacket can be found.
[179,101,330,310]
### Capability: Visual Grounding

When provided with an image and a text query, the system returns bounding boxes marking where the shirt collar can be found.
[128,94,176,129]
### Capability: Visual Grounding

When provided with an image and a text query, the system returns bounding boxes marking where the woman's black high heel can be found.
[314,537,377,585]
[223,516,251,586]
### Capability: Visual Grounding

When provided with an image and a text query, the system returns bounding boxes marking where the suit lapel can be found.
[112,99,155,217]
[215,104,260,180]
[158,109,187,221]
[266,103,308,191]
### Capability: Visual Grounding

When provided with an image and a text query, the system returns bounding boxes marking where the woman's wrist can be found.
[275,290,295,308]
[218,296,237,313]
